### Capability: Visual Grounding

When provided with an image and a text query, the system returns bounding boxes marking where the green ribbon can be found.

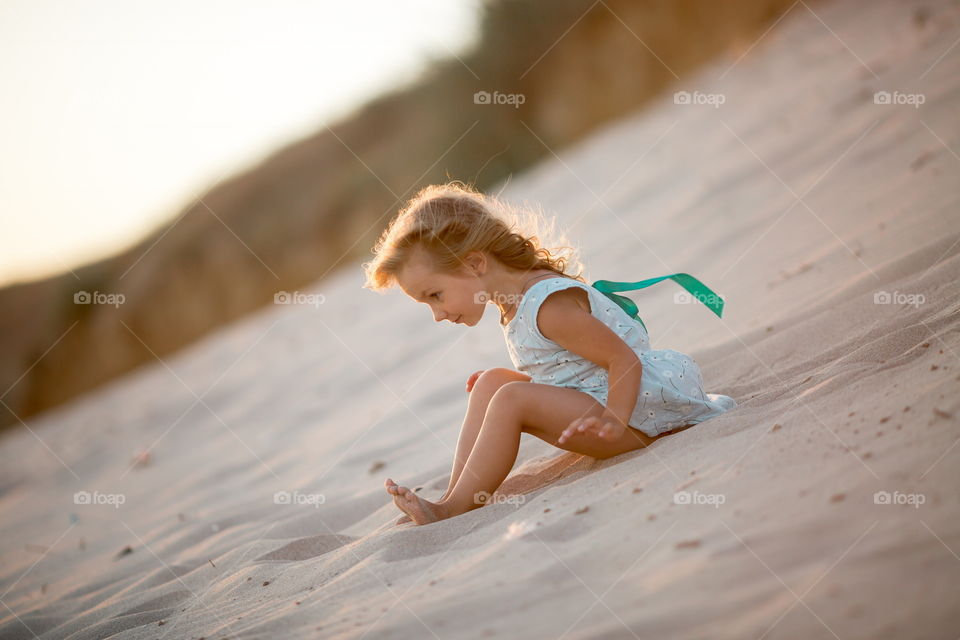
[591,273,725,333]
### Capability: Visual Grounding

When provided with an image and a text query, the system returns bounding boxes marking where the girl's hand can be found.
[465,370,485,392]
[559,409,628,444]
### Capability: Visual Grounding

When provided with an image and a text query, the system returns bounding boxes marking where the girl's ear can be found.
[464,250,485,276]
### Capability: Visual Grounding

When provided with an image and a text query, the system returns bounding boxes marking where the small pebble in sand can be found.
[903,406,910,412]
[575,506,589,515]
[863,452,873,459]
[647,514,656,521]
[632,487,643,493]
[130,448,151,467]
[675,539,700,549]
[262,581,270,586]
[771,423,782,432]
[543,508,551,513]
[848,411,856,417]
[830,493,845,503]
[877,431,884,437]
[879,416,890,423]
[369,460,385,473]
[115,545,133,559]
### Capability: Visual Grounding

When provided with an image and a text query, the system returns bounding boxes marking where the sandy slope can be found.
[1,0,959,638]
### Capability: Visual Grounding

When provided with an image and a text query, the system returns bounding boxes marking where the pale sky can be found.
[0,0,480,286]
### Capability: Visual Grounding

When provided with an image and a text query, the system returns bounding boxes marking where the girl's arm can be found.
[601,355,643,427]
[536,288,642,428]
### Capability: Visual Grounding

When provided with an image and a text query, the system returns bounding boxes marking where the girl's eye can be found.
[430,292,440,299]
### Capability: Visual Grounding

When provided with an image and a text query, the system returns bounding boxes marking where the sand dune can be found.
[1,0,958,637]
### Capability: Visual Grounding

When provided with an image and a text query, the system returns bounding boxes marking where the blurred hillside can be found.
[0,0,798,428]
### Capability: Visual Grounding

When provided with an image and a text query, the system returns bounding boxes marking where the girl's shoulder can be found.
[534,277,592,310]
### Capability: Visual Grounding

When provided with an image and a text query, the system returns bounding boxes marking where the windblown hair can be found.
[362,181,585,292]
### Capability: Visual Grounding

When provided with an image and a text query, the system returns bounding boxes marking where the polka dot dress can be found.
[502,277,737,438]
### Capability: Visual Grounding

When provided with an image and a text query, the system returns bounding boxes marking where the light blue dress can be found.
[502,276,737,438]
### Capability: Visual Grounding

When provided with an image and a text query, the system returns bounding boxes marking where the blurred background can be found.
[0,0,799,429]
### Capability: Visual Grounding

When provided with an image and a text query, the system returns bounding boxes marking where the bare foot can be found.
[384,478,450,525]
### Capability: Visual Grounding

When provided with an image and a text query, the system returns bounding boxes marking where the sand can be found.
[1,0,959,637]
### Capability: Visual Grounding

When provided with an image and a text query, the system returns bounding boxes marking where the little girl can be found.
[362,182,736,526]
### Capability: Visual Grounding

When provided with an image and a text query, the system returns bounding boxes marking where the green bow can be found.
[591,273,725,333]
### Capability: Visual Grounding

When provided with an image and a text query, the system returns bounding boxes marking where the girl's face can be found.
[396,252,485,326]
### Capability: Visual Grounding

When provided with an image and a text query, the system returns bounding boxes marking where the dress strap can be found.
[591,273,725,333]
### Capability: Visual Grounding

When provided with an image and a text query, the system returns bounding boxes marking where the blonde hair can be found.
[362,181,585,292]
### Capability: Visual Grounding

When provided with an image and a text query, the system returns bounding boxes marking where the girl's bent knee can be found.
[473,368,528,396]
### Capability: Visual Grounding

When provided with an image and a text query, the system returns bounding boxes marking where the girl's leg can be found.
[386,381,657,524]
[393,368,529,525]
[438,368,531,502]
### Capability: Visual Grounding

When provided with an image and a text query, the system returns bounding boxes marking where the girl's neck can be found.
[496,269,564,325]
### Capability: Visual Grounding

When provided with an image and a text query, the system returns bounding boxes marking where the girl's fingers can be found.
[560,417,618,444]
[466,370,484,392]
[560,417,595,443]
